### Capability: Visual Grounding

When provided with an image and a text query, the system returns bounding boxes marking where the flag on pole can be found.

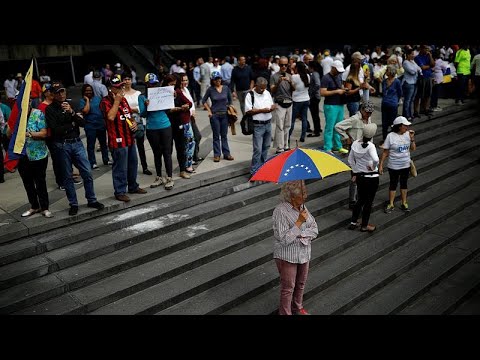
[5,59,34,171]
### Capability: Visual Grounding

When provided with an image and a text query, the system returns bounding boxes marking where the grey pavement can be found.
[0,90,458,231]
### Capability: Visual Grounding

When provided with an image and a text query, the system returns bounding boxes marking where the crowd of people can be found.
[1,44,479,314]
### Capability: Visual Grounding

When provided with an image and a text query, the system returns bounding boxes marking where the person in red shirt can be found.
[100,75,147,202]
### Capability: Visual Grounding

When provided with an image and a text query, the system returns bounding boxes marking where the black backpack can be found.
[240,91,255,136]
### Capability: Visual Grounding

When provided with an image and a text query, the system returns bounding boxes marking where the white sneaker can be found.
[164,177,174,190]
[150,176,164,188]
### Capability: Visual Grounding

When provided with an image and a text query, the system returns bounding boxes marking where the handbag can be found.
[240,91,255,136]
[227,105,237,135]
[410,159,417,177]
[134,122,145,139]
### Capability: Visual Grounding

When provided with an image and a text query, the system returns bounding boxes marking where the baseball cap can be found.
[51,81,66,93]
[351,51,365,60]
[393,116,412,126]
[362,123,377,139]
[107,74,125,88]
[331,60,345,73]
[42,83,52,93]
[210,71,222,80]
[144,73,159,84]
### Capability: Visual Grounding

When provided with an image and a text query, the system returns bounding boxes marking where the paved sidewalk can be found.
[0,89,460,234]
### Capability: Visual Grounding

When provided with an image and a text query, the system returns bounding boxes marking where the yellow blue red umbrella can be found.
[250,147,351,183]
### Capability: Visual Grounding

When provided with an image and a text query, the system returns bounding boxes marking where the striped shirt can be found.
[100,95,135,149]
[272,202,318,264]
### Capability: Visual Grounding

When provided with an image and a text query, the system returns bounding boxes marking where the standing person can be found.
[179,73,198,173]
[320,60,349,154]
[454,44,471,105]
[231,55,254,116]
[202,71,234,162]
[167,74,193,178]
[3,74,18,109]
[245,77,275,176]
[335,100,375,208]
[272,180,318,315]
[270,56,295,154]
[402,48,423,121]
[6,102,52,217]
[123,71,152,175]
[347,123,379,232]
[307,60,322,137]
[45,81,105,216]
[380,65,403,140]
[379,116,416,214]
[139,73,174,190]
[289,61,310,143]
[78,84,111,170]
[100,75,147,203]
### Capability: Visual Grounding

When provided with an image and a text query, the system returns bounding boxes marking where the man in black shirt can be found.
[45,81,104,216]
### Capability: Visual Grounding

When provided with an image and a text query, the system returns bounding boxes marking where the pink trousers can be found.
[275,259,309,315]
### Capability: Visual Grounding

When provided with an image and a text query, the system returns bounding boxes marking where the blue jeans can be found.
[58,140,97,206]
[85,128,109,167]
[402,83,416,119]
[111,145,139,196]
[210,114,230,158]
[346,101,360,117]
[289,100,310,141]
[251,121,272,175]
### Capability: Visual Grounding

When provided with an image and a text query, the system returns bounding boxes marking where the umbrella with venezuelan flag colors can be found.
[250,147,351,183]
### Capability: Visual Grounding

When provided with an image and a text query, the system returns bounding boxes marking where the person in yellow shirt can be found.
[454,44,471,105]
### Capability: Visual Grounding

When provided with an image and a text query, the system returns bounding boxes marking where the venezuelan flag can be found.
[5,59,33,171]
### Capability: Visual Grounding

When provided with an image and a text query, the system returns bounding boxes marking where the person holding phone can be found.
[45,81,105,216]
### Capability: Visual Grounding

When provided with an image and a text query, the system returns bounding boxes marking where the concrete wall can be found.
[0,45,83,61]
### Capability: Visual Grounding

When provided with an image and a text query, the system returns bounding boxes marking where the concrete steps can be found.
[2,104,480,315]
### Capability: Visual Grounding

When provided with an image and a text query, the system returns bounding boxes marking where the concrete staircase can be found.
[1,106,480,315]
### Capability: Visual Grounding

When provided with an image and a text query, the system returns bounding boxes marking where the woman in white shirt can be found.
[379,116,416,214]
[288,62,310,143]
[348,123,379,232]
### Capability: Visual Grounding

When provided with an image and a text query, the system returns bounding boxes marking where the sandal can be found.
[360,224,376,232]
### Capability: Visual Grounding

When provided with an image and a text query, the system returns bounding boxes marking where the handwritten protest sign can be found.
[147,86,175,111]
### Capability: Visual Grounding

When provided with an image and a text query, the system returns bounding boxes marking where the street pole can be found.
[70,55,76,85]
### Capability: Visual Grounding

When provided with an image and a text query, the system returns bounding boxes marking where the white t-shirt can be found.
[292,74,311,102]
[383,132,411,170]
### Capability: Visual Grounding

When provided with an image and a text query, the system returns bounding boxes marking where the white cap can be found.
[393,116,411,126]
[331,60,345,73]
[362,123,377,139]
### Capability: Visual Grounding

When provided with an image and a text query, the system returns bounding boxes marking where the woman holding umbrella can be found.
[272,180,318,315]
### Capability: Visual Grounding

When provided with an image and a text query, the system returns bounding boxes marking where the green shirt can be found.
[455,49,471,75]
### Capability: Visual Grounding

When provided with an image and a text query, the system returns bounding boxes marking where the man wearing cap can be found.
[92,71,108,98]
[320,60,349,154]
[335,100,375,208]
[100,75,147,202]
[45,81,105,216]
